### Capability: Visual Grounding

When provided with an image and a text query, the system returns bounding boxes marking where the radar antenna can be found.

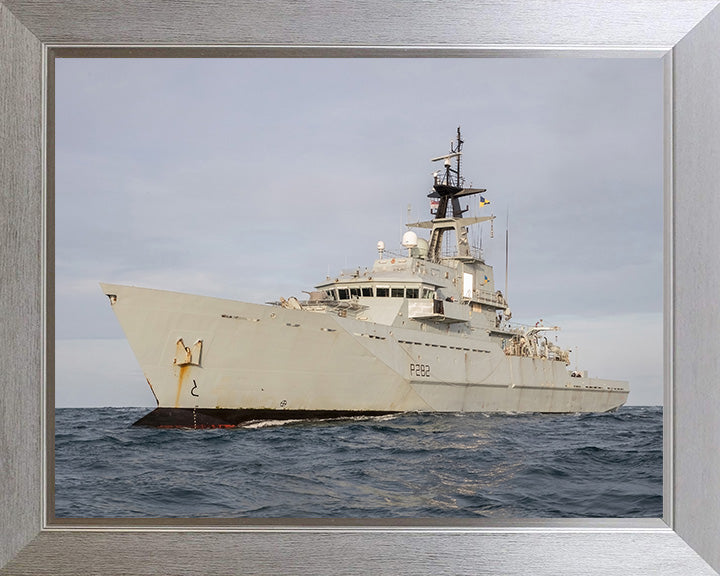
[428,127,486,218]
[430,127,463,216]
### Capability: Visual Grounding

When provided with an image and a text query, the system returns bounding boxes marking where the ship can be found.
[102,128,629,428]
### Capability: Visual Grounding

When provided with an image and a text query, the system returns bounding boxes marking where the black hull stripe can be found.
[132,407,399,428]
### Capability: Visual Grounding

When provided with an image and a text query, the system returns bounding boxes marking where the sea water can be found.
[54,406,662,518]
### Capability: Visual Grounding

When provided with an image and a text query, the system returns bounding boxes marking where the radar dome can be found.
[401,230,418,248]
[416,238,429,258]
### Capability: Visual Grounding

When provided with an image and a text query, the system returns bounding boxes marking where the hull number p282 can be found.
[410,363,431,378]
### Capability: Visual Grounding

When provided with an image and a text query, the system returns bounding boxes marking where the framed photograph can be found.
[51,56,663,521]
[2,1,720,574]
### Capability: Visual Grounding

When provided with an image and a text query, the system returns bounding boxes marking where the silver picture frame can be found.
[2,1,720,574]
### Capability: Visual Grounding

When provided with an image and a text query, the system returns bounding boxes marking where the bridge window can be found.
[376,286,390,297]
[337,288,350,300]
[391,287,404,298]
[361,287,373,297]
[406,288,419,299]
[350,287,361,298]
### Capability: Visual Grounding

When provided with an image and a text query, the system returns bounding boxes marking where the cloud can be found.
[550,313,663,406]
[55,57,663,406]
[55,339,156,407]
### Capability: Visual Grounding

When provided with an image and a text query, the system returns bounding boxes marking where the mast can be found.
[413,128,492,263]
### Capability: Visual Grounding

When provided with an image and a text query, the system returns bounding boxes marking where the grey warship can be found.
[102,128,629,427]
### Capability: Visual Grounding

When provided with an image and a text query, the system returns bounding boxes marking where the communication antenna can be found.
[430,126,464,190]
[574,346,580,372]
[505,209,509,299]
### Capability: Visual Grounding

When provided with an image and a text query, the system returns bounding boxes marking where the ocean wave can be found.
[55,406,662,519]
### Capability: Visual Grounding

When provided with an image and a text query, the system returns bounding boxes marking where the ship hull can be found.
[101,283,629,427]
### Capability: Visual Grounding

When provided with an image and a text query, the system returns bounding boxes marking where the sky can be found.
[55,58,663,407]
